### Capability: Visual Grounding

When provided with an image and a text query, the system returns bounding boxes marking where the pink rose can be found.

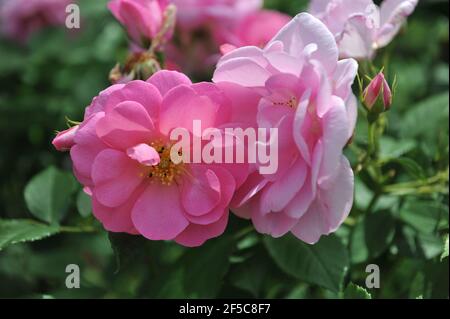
[108,0,171,47]
[172,0,262,30]
[0,0,71,43]
[217,10,291,48]
[213,13,357,244]
[166,3,288,78]
[309,0,418,59]
[54,70,247,247]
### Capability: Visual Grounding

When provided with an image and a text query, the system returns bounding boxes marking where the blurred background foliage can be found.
[0,0,448,299]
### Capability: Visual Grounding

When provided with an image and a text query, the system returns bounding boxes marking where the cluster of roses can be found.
[49,0,417,247]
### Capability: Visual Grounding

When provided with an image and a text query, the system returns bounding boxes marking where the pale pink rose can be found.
[108,0,171,47]
[172,0,262,30]
[213,13,357,244]
[53,70,248,247]
[309,0,418,59]
[0,0,71,43]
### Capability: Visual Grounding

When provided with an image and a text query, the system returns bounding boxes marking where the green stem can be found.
[382,169,449,195]
[233,225,254,240]
[60,225,97,233]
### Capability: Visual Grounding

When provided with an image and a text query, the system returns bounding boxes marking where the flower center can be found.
[273,96,298,109]
[147,140,184,186]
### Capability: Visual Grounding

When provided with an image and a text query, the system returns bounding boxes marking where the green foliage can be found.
[24,167,77,224]
[343,283,372,299]
[264,235,349,293]
[0,219,60,251]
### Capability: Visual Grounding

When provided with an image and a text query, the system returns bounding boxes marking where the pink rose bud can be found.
[52,125,79,151]
[363,72,392,112]
[108,0,172,48]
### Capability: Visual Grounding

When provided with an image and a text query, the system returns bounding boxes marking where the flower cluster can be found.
[53,1,416,246]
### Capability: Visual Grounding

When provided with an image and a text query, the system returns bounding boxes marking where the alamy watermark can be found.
[169,120,279,174]
[65,4,80,29]
[65,264,80,289]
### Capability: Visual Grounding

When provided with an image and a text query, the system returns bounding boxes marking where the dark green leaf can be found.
[350,211,396,264]
[400,200,448,234]
[182,236,236,298]
[0,219,60,251]
[343,283,372,299]
[264,234,349,293]
[24,167,76,224]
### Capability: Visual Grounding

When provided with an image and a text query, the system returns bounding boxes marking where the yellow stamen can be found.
[146,140,185,186]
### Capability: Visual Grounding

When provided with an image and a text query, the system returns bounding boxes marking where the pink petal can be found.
[92,184,146,234]
[216,46,267,69]
[180,165,221,216]
[378,0,418,47]
[92,149,144,208]
[260,158,307,214]
[318,97,350,187]
[159,84,220,135]
[271,13,338,74]
[184,166,235,225]
[96,101,155,150]
[231,171,269,208]
[104,81,162,120]
[252,198,298,238]
[70,113,108,186]
[217,82,261,127]
[175,212,229,247]
[213,57,272,87]
[332,59,358,102]
[146,70,192,96]
[291,156,354,244]
[338,14,375,60]
[127,143,160,166]
[132,183,189,240]
[53,125,78,151]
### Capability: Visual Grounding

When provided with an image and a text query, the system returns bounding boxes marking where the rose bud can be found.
[363,72,393,113]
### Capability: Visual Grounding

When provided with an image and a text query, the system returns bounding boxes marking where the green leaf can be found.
[400,92,449,141]
[76,190,92,217]
[400,200,448,234]
[442,235,449,261]
[343,283,372,299]
[264,234,349,293]
[24,167,77,224]
[0,219,60,251]
[379,137,417,159]
[229,254,269,297]
[182,236,235,298]
[350,211,396,264]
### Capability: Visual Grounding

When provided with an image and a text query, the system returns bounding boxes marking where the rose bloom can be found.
[213,13,357,244]
[172,0,263,30]
[167,1,290,78]
[308,0,418,59]
[53,70,248,247]
[218,10,291,50]
[0,0,71,43]
[108,0,172,47]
